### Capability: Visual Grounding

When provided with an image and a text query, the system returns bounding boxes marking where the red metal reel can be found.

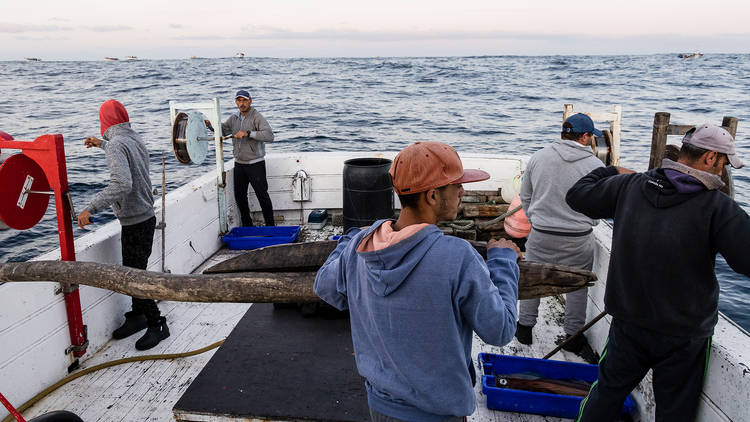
[0,153,50,230]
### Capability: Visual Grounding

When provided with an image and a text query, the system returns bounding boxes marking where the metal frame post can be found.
[212,98,228,234]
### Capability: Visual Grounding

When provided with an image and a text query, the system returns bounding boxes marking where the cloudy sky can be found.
[1,0,749,60]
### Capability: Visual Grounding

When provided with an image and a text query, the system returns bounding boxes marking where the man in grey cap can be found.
[221,89,275,226]
[567,124,750,421]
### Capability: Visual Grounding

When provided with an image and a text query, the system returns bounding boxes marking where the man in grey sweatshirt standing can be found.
[77,99,169,351]
[516,113,607,356]
[222,89,276,227]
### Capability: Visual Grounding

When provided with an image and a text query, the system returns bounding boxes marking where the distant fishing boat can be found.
[24,58,41,62]
[235,52,245,58]
[189,56,199,59]
[123,56,138,61]
[678,52,703,59]
[104,57,119,61]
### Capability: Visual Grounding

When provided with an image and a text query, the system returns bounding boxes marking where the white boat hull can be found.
[1,152,748,421]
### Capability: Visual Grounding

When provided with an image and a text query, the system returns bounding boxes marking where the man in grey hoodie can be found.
[77,99,169,351]
[516,113,607,355]
[221,89,276,227]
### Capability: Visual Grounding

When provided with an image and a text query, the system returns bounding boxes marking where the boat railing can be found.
[648,112,739,197]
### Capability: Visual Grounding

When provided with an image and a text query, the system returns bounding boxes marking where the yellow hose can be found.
[2,340,224,422]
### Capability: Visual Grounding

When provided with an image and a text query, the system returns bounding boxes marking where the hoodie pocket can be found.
[236,139,257,161]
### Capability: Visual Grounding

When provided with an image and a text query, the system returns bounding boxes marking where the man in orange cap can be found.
[315,142,521,422]
[77,99,169,351]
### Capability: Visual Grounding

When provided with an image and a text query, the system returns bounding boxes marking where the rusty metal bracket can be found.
[64,325,88,355]
[55,282,79,295]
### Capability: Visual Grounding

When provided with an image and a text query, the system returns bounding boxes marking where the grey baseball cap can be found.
[682,124,743,169]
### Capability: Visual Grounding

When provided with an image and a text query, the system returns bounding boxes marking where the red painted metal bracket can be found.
[0,134,88,358]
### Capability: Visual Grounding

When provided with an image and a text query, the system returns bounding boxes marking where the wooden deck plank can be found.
[19,301,250,422]
[92,309,215,420]
[91,302,250,421]
[74,302,218,420]
[124,304,251,420]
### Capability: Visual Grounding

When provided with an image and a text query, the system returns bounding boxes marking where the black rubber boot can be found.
[515,322,533,345]
[561,334,586,353]
[561,334,598,364]
[112,311,148,339]
[135,316,170,350]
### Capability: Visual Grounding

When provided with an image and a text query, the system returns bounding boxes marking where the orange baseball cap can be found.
[389,142,490,195]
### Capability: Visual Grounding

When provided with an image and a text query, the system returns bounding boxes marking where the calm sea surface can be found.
[1,55,749,330]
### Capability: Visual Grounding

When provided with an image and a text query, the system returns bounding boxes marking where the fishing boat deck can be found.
[18,238,593,422]
[16,301,251,421]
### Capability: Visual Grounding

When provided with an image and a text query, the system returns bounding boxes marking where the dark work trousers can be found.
[121,216,160,322]
[576,318,711,422]
[233,161,275,227]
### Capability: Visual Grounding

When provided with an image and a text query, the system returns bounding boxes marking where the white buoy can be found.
[501,174,522,204]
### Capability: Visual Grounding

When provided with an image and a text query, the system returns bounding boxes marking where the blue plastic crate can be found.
[479,353,636,419]
[221,226,301,250]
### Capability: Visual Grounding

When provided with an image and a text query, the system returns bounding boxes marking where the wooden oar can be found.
[0,261,318,303]
[0,252,595,302]
[204,240,597,300]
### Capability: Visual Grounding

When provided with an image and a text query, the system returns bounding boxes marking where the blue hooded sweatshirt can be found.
[314,220,519,421]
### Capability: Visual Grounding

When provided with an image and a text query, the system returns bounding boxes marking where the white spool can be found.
[171,111,211,165]
[185,111,210,165]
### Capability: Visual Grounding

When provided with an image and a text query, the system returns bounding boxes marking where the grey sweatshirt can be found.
[520,139,603,233]
[221,108,275,164]
[85,122,155,226]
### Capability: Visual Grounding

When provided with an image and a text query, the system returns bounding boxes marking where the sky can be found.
[1,0,749,60]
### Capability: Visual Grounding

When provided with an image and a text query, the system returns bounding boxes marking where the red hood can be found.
[99,99,129,136]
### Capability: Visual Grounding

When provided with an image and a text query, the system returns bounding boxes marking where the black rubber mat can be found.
[173,303,369,421]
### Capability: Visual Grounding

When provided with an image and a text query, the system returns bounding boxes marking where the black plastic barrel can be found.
[343,158,394,231]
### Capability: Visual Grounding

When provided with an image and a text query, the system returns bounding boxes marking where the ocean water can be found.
[1,55,749,330]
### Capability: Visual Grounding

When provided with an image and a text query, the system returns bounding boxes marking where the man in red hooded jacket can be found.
[77,99,169,351]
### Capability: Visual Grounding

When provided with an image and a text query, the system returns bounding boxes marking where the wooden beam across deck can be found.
[0,241,596,302]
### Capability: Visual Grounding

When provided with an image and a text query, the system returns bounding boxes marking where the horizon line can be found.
[4,52,747,62]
